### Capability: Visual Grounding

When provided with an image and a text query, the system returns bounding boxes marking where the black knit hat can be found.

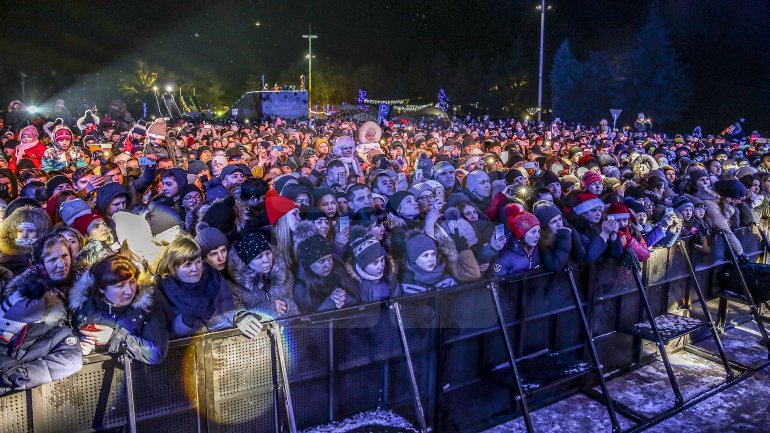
[538,170,560,187]
[233,232,270,265]
[301,205,327,222]
[45,175,72,198]
[714,179,746,199]
[201,196,237,236]
[298,234,332,267]
[386,190,412,214]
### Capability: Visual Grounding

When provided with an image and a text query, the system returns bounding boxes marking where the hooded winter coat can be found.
[696,188,744,256]
[346,256,401,303]
[227,245,297,320]
[69,272,168,365]
[94,183,131,233]
[293,260,360,314]
[0,270,83,395]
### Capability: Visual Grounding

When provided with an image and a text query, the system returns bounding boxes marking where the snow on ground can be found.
[597,351,727,418]
[481,392,635,433]
[645,366,770,433]
[300,409,417,433]
[693,323,769,368]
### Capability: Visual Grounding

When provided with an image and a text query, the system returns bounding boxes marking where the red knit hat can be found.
[606,202,631,221]
[581,171,603,188]
[577,154,595,167]
[72,212,103,236]
[266,193,299,225]
[504,203,540,239]
[53,126,72,142]
[572,192,604,216]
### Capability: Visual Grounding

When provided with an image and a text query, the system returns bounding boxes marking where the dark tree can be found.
[619,9,691,126]
[580,51,622,122]
[550,39,585,121]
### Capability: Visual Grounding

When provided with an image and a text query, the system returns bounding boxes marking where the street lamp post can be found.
[537,0,545,123]
[302,25,318,106]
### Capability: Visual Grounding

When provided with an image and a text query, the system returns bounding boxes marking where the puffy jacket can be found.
[696,189,744,256]
[0,271,83,395]
[495,236,540,277]
[69,272,168,365]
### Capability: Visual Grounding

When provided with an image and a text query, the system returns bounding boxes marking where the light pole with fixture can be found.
[302,24,318,106]
[536,1,552,122]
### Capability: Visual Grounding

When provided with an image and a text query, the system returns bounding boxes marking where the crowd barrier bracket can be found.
[625,261,685,406]
[488,279,534,432]
[717,230,770,358]
[564,267,621,433]
[391,301,429,433]
[677,241,734,381]
[488,269,620,433]
[118,341,138,433]
[269,323,297,433]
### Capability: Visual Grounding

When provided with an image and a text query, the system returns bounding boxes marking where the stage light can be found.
[166,84,174,92]
[27,105,39,114]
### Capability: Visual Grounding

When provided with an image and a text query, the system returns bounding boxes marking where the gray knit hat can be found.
[194,223,228,255]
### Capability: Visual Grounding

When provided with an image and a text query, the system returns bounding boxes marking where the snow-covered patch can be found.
[692,325,769,368]
[645,366,770,433]
[633,313,703,333]
[481,392,635,433]
[300,409,418,433]
[596,351,728,418]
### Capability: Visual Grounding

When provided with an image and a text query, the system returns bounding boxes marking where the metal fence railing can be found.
[1,226,767,433]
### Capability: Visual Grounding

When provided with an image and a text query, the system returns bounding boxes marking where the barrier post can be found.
[391,301,429,433]
[565,267,621,433]
[118,341,137,433]
[629,262,684,406]
[270,323,297,433]
[677,240,734,381]
[489,279,534,433]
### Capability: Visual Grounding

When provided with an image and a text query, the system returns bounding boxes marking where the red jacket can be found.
[10,141,47,172]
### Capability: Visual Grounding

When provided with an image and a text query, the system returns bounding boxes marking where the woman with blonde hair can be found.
[262,193,302,317]
[155,237,235,337]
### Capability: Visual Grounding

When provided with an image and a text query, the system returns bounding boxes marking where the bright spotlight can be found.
[166,85,173,92]
[26,105,38,114]
[152,85,159,92]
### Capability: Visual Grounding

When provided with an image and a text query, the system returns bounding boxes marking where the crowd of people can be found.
[0,99,766,395]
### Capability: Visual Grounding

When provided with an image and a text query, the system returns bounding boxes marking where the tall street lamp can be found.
[536,1,552,123]
[302,25,318,105]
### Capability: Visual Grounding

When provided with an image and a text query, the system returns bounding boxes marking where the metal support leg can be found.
[630,265,684,406]
[566,268,621,433]
[392,302,429,433]
[721,230,770,358]
[677,242,734,381]
[270,323,297,433]
[489,280,534,433]
[118,342,137,433]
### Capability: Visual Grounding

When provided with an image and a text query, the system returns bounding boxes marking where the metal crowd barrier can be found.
[0,226,767,433]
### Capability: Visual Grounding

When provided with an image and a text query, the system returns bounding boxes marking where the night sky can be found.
[1,0,769,131]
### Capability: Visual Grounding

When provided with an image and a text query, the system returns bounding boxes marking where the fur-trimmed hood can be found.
[69,270,155,313]
[2,269,68,326]
[344,254,397,283]
[631,154,659,175]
